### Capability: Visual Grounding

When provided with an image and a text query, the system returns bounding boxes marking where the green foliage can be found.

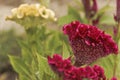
[62,42,70,59]
[9,56,32,80]
[68,6,81,21]
[37,54,55,80]
[9,53,57,80]
[58,14,77,26]
[58,6,86,26]
[93,53,120,79]
[95,55,115,79]
[99,15,116,25]
[0,30,20,56]
[9,25,68,80]
[0,30,20,72]
[95,5,113,17]
[116,54,120,79]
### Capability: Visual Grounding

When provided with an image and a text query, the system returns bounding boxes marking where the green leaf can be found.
[74,0,84,10]
[9,56,31,79]
[47,32,62,54]
[99,15,116,25]
[58,14,78,26]
[93,5,113,20]
[93,54,115,79]
[37,54,55,80]
[94,53,120,79]
[62,42,70,58]
[68,6,80,20]
[19,75,30,80]
[116,40,120,79]
[17,40,33,64]
[21,48,33,64]
[68,6,85,22]
[97,5,113,16]
[116,54,120,79]
[58,6,81,26]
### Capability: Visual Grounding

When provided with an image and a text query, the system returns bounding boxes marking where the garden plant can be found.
[5,0,120,80]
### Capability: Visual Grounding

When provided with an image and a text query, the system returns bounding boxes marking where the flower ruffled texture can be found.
[48,54,107,80]
[63,21,118,66]
[6,3,57,29]
[47,54,72,76]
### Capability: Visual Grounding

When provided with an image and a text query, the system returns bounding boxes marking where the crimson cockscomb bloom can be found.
[48,54,107,80]
[63,21,118,66]
[47,54,72,76]
[64,65,106,80]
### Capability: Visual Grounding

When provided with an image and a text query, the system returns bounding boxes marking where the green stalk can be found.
[113,0,120,77]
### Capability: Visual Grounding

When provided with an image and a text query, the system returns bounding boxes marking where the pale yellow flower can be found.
[46,9,57,21]
[39,6,49,19]
[35,3,41,9]
[6,3,57,29]
[17,10,24,19]
[11,8,18,16]
[17,4,29,18]
[25,4,39,16]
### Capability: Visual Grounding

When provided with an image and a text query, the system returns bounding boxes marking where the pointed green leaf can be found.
[116,40,120,79]
[93,5,113,20]
[97,5,113,16]
[93,54,117,79]
[9,56,31,79]
[58,14,78,26]
[68,6,84,22]
[62,42,70,58]
[99,15,116,25]
[116,54,120,79]
[37,54,55,79]
[19,74,30,80]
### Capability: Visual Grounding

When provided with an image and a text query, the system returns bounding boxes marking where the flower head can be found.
[47,54,72,76]
[63,21,118,66]
[48,54,107,80]
[6,3,57,29]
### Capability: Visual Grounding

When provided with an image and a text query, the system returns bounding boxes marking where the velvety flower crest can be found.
[47,54,72,76]
[48,54,107,80]
[63,21,118,66]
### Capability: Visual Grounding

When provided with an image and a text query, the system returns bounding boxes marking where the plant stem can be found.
[117,0,120,23]
[81,0,91,19]
[113,0,120,77]
[113,55,118,77]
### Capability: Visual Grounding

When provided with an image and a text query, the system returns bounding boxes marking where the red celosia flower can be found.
[48,54,107,80]
[64,65,106,80]
[64,67,78,80]
[47,54,72,76]
[63,21,118,66]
